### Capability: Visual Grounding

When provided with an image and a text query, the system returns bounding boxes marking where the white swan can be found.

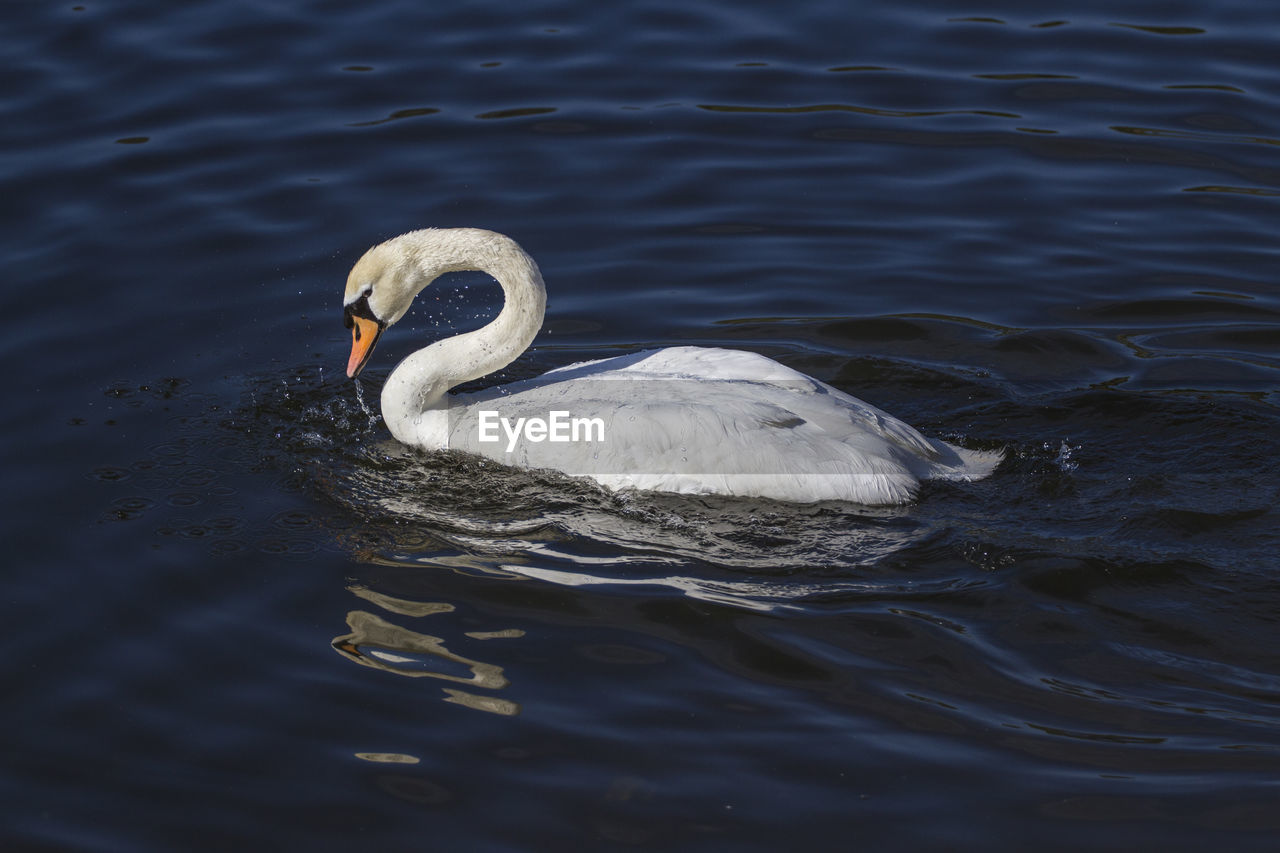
[343,228,1002,504]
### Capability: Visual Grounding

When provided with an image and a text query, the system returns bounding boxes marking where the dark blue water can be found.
[5,0,1280,849]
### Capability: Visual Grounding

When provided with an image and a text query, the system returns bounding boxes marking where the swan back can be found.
[436,347,1002,504]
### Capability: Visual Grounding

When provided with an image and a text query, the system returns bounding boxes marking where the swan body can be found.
[343,228,1002,504]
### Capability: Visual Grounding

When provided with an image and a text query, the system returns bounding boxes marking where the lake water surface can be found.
[5,0,1280,850]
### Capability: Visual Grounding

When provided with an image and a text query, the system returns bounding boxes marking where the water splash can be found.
[353,378,380,429]
[1052,439,1079,472]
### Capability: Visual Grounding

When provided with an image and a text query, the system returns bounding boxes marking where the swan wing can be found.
[538,346,945,461]
[443,348,971,503]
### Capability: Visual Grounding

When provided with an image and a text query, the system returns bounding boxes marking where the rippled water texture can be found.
[5,1,1280,850]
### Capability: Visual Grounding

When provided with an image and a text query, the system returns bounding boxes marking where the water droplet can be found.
[1053,439,1078,472]
[353,379,379,428]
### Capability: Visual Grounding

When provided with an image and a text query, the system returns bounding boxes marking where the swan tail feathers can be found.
[932,443,1005,482]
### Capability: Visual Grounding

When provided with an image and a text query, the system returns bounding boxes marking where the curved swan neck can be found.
[380,229,547,443]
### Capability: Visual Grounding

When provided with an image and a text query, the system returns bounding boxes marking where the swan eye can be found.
[363,287,373,298]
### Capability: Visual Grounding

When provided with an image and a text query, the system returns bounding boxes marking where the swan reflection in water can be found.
[332,583,523,717]
[325,436,941,610]
[324,480,929,727]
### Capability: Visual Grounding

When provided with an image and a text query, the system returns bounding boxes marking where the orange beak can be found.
[346,315,384,378]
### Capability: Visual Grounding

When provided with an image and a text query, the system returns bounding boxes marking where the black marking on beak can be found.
[343,293,384,333]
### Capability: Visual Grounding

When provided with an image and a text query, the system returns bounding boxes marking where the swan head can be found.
[342,228,546,380]
[342,234,429,378]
